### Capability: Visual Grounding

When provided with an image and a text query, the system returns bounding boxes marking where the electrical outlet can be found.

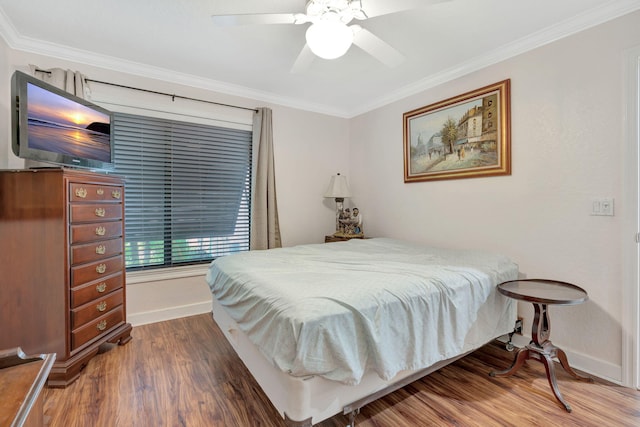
[514,317,523,335]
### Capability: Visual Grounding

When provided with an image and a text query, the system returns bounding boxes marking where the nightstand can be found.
[489,279,593,412]
[325,234,366,243]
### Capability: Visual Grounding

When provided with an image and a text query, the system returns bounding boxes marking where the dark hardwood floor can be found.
[43,313,640,426]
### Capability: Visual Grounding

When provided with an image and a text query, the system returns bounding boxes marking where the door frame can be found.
[622,45,640,389]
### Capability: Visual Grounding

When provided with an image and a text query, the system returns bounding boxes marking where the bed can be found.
[205,238,518,426]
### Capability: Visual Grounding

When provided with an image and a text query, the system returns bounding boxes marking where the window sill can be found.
[126,264,211,285]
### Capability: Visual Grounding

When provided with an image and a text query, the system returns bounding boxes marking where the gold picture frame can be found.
[403,79,511,182]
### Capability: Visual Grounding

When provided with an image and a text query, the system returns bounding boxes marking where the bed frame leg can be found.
[504,317,523,352]
[346,408,360,427]
[284,413,312,427]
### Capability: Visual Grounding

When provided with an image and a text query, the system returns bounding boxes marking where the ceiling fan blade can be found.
[211,13,300,26]
[352,25,404,68]
[360,0,448,19]
[291,44,316,74]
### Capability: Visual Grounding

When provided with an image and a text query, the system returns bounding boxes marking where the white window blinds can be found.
[112,112,252,270]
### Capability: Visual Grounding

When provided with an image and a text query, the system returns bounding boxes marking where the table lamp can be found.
[324,173,351,235]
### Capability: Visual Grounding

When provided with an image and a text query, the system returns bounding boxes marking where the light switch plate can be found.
[591,198,614,216]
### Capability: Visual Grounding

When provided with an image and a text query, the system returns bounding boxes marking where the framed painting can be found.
[403,79,511,182]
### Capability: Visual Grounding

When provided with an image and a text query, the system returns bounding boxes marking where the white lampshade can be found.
[305,20,353,60]
[324,173,352,198]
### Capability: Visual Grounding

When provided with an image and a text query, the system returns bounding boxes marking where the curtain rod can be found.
[87,78,258,113]
[34,68,258,113]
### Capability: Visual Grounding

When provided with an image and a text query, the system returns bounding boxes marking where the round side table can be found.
[489,279,593,412]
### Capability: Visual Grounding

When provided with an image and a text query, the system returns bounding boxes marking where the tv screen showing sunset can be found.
[26,83,111,162]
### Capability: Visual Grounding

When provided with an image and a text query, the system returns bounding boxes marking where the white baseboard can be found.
[128,300,212,327]
[497,334,623,385]
[566,346,622,384]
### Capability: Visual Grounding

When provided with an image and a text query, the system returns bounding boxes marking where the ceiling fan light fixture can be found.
[305,20,354,60]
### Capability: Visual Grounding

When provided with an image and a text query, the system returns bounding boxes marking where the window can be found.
[112,112,252,270]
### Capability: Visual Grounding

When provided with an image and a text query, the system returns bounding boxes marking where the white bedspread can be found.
[205,238,518,385]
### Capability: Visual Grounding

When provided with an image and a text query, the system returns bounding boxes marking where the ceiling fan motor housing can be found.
[305,0,367,24]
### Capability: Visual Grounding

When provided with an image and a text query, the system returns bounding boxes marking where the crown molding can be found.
[0,6,19,47]
[2,2,639,119]
[0,7,348,118]
[349,0,640,117]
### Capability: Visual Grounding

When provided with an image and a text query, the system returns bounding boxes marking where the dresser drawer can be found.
[70,183,123,203]
[71,290,124,330]
[70,204,122,223]
[70,221,123,244]
[71,273,124,307]
[71,306,124,351]
[70,255,123,287]
[71,238,123,265]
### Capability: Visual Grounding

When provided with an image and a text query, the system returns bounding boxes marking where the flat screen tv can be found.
[11,70,114,170]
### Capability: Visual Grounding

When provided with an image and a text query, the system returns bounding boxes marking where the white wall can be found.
[350,11,640,383]
[1,9,638,384]
[0,48,350,326]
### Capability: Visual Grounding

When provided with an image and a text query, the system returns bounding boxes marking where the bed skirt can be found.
[211,293,516,426]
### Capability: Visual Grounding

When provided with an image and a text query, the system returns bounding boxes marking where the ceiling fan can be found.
[211,0,445,73]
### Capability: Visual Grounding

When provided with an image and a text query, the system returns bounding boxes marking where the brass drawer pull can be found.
[95,208,106,217]
[96,283,107,293]
[95,226,106,236]
[75,187,87,198]
[112,189,121,200]
[97,188,104,196]
[96,301,107,312]
[96,263,107,274]
[97,320,107,331]
[96,244,106,255]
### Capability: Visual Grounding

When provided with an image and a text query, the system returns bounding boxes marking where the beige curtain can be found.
[29,65,90,98]
[251,107,281,250]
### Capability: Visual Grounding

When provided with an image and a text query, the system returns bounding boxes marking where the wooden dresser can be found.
[0,168,132,387]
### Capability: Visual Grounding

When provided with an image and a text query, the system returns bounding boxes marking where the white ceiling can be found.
[1,0,639,118]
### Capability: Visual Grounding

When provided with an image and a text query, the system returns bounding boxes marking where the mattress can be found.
[205,238,518,386]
